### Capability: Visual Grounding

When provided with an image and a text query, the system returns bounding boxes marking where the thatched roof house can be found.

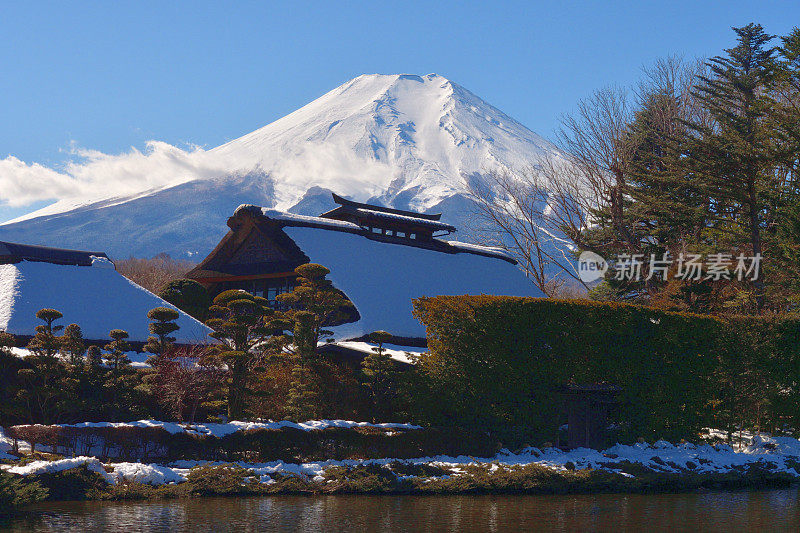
[0,241,210,345]
[187,195,542,344]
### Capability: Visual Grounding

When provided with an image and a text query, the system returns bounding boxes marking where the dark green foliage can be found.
[59,324,86,367]
[684,23,778,310]
[0,334,27,425]
[361,331,400,423]
[158,279,211,321]
[412,295,800,446]
[206,290,281,420]
[284,311,320,420]
[0,471,47,516]
[104,329,131,372]
[277,263,357,341]
[17,310,70,424]
[28,308,63,357]
[186,464,258,495]
[144,307,180,366]
[31,465,108,501]
[14,460,797,501]
[561,24,800,313]
[4,424,497,463]
[321,463,406,493]
[86,345,103,368]
[278,263,356,421]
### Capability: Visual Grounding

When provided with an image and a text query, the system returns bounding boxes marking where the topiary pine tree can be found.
[361,330,398,423]
[277,264,355,347]
[86,345,103,369]
[277,263,355,420]
[104,329,131,373]
[205,289,284,420]
[284,311,320,420]
[59,324,86,367]
[17,309,69,423]
[27,308,64,358]
[159,279,212,322]
[144,307,180,367]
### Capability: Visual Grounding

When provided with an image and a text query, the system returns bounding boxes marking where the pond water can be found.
[4,488,800,532]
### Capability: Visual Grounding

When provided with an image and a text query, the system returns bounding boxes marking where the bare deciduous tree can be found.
[115,254,196,294]
[154,345,224,423]
[467,57,706,298]
[466,164,586,296]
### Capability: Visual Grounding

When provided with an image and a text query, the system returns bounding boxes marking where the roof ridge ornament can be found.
[328,193,444,221]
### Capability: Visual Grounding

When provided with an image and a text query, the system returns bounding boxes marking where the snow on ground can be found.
[9,347,152,369]
[5,438,800,486]
[5,428,800,486]
[0,260,212,343]
[110,462,187,485]
[2,456,114,483]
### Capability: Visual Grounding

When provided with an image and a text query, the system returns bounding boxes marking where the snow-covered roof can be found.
[350,207,456,231]
[252,206,517,263]
[281,224,543,340]
[0,260,212,344]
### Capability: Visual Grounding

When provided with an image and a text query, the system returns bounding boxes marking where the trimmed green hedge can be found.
[411,296,800,446]
[5,425,499,463]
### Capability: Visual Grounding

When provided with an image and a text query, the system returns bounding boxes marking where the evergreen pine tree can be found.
[278,263,355,420]
[284,311,320,420]
[86,345,103,369]
[103,330,138,421]
[27,308,63,357]
[59,324,86,367]
[17,309,68,423]
[685,23,778,310]
[159,279,211,322]
[206,290,280,420]
[361,330,397,423]
[769,28,800,303]
[144,307,180,367]
[104,329,131,373]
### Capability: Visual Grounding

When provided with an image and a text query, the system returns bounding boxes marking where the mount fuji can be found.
[0,73,563,259]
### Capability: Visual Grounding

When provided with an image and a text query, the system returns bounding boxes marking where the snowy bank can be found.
[5,436,800,490]
[15,419,421,438]
[2,456,114,483]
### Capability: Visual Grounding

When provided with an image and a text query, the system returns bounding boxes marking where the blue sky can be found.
[1,1,798,221]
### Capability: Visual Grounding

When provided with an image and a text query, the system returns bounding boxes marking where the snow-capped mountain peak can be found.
[0,73,562,258]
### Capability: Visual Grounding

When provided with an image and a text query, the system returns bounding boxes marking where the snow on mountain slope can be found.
[0,74,562,259]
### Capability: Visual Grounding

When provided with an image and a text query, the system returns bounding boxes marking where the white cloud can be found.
[0,141,236,209]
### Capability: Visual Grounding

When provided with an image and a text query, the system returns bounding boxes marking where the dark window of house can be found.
[396,231,406,238]
[409,233,416,240]
[372,227,382,234]
[219,278,294,307]
[264,278,294,307]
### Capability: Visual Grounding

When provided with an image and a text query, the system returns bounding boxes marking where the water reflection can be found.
[4,488,800,532]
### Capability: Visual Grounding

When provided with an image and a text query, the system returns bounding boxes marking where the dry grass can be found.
[115,254,196,294]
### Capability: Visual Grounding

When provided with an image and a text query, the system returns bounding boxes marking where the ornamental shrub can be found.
[411,296,800,445]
